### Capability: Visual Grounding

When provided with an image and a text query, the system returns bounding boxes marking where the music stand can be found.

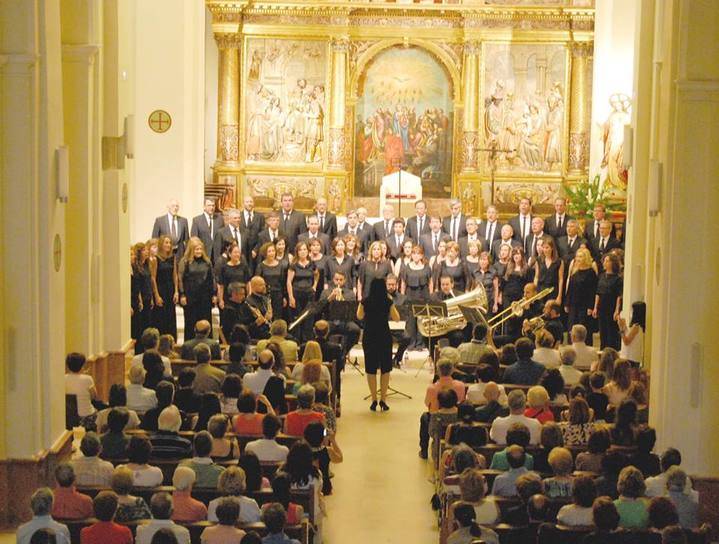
[327,300,364,376]
[412,302,447,377]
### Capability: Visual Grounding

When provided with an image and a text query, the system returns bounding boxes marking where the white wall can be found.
[204,9,218,184]
[131,0,205,241]
[589,0,638,182]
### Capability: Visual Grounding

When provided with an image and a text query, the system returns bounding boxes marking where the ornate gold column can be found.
[215,32,241,164]
[461,41,480,172]
[328,36,349,169]
[569,42,592,175]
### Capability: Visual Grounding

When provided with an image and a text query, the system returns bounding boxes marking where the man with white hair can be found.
[356,206,373,241]
[570,324,598,369]
[213,208,249,263]
[126,364,158,412]
[151,406,192,458]
[313,197,337,240]
[524,216,550,260]
[591,219,622,263]
[372,204,396,241]
[558,346,583,385]
[152,199,189,257]
[136,492,191,544]
[298,215,330,254]
[16,488,71,544]
[442,198,467,242]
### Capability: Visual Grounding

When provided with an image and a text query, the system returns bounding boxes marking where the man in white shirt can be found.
[508,197,533,243]
[16,488,71,544]
[442,198,467,242]
[372,204,395,242]
[525,216,549,260]
[245,414,289,463]
[545,196,573,239]
[126,365,158,412]
[242,350,278,396]
[458,217,487,257]
[645,448,697,500]
[71,433,115,487]
[136,492,191,544]
[480,205,502,248]
[570,325,598,370]
[558,346,583,385]
[490,389,542,445]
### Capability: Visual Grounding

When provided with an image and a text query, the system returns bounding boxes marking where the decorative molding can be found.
[61,44,101,64]
[219,124,240,161]
[569,131,588,172]
[461,131,479,171]
[214,32,242,49]
[327,127,346,168]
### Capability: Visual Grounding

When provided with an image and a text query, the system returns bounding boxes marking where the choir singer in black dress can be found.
[178,237,216,340]
[357,278,400,412]
[593,253,623,350]
[150,235,178,340]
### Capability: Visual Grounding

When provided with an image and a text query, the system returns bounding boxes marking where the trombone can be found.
[486,287,554,330]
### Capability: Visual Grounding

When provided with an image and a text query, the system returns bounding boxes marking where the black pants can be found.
[392,331,412,363]
[419,412,431,453]
[291,288,314,344]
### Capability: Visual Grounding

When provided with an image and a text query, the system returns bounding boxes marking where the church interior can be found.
[1,0,719,542]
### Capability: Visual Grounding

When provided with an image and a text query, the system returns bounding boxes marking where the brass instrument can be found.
[486,287,553,330]
[524,316,546,334]
[417,285,488,338]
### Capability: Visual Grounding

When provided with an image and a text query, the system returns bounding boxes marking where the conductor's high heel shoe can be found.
[379,401,390,411]
[370,401,378,411]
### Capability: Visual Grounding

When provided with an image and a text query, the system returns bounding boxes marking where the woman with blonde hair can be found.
[565,246,598,343]
[207,466,262,524]
[438,240,467,292]
[291,340,332,389]
[604,358,633,407]
[357,241,392,301]
[400,244,433,350]
[178,237,215,340]
[543,447,575,498]
[525,386,555,424]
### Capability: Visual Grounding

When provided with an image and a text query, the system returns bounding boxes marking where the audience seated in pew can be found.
[226,343,251,378]
[136,491,190,544]
[143,351,170,390]
[151,407,193,459]
[72,433,115,488]
[281,441,323,533]
[587,372,609,421]
[649,496,681,532]
[174,369,201,414]
[132,329,173,378]
[191,345,226,396]
[543,447,575,499]
[179,432,226,488]
[194,393,223,433]
[238,451,272,493]
[582,496,621,544]
[575,428,611,473]
[257,320,299,364]
[491,445,535,497]
[52,464,94,520]
[284,385,325,437]
[439,445,486,497]
[171,466,207,523]
[525,386,555,424]
[207,466,262,524]
[261,503,302,544]
[245,415,290,463]
[311,383,335,435]
[489,423,535,471]
[502,338,546,386]
[127,365,158,413]
[501,473,544,526]
[221,374,243,415]
[96,385,141,433]
[560,397,594,446]
[445,403,488,449]
[446,501,499,544]
[466,365,508,406]
[646,448,697,499]
[629,428,661,478]
[80,490,133,544]
[101,409,131,460]
[474,382,510,424]
[112,466,152,522]
[233,390,274,436]
[614,465,650,529]
[264,473,304,526]
[665,467,698,529]
[208,414,240,460]
[533,329,561,369]
[454,468,499,525]
[534,423,565,473]
[180,321,221,361]
[489,389,542,446]
[120,436,164,487]
[158,334,179,360]
[141,382,179,433]
[557,474,597,527]
[541,368,568,406]
[429,390,459,461]
[304,421,343,496]
[199,496,246,544]
[290,341,331,390]
[559,346,584,386]
[243,350,287,415]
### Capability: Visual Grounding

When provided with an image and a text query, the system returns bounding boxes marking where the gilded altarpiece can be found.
[207,1,595,216]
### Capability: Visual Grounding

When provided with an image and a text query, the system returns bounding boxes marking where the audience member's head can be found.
[215,496,241,526]
[617,465,646,498]
[615,399,638,427]
[507,389,527,414]
[540,422,565,450]
[483,382,501,404]
[478,351,500,372]
[636,427,657,453]
[258,349,275,370]
[500,343,517,365]
[54,464,77,488]
[221,374,242,399]
[296,384,316,409]
[535,329,555,349]
[93,491,119,522]
[262,503,288,535]
[597,348,619,377]
[237,390,258,414]
[589,371,606,391]
[157,406,182,433]
[192,431,213,458]
[313,320,330,340]
[472,323,488,342]
[571,324,588,343]
[666,466,688,493]
[568,397,591,425]
[303,421,327,449]
[128,364,146,385]
[515,473,544,504]
[458,468,488,502]
[194,343,211,364]
[527,385,550,409]
[436,358,454,377]
[110,466,134,497]
[313,381,330,406]
[108,384,128,407]
[528,494,551,522]
[29,488,54,516]
[648,497,680,530]
[506,445,527,470]
[476,364,498,385]
[149,491,173,520]
[238,452,264,493]
[592,497,620,533]
[540,368,565,400]
[178,368,196,388]
[437,388,459,410]
[194,320,211,338]
[515,338,534,360]
[158,335,176,358]
[548,447,574,477]
[262,414,282,439]
[80,433,102,458]
[661,526,688,544]
[155,381,175,407]
[587,428,612,454]
[228,343,246,363]
[66,352,86,374]
[172,466,196,492]
[506,423,531,448]
[127,435,153,465]
[107,408,130,434]
[602,450,629,477]
[572,475,597,508]
[269,320,288,338]
[560,347,577,367]
[208,414,230,439]
[218,466,247,496]
[660,448,682,473]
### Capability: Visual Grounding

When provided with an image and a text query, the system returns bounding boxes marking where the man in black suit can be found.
[240,196,264,261]
[420,216,450,258]
[221,282,259,342]
[385,218,409,260]
[152,199,189,257]
[507,197,533,244]
[524,217,552,261]
[372,204,396,243]
[458,217,488,258]
[557,219,586,262]
[279,192,307,250]
[191,199,225,262]
[584,203,615,246]
[544,197,574,239]
[253,211,283,262]
[405,200,431,241]
[298,216,330,254]
[479,205,503,251]
[312,197,337,241]
[442,199,468,242]
[591,220,621,263]
[430,275,468,347]
[337,210,371,252]
[356,207,374,244]
[180,319,221,360]
[213,208,250,264]
[491,224,522,261]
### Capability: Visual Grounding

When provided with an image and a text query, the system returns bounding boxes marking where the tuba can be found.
[417,285,488,338]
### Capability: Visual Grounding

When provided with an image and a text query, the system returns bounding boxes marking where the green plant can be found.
[563,175,623,216]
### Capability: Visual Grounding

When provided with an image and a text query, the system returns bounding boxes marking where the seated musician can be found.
[494,283,544,347]
[221,283,259,341]
[246,276,272,340]
[429,275,469,347]
[522,298,565,344]
[385,274,412,367]
[319,271,361,360]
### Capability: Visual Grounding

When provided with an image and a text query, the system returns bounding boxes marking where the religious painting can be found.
[481,43,568,176]
[600,93,631,197]
[354,46,454,198]
[244,38,327,165]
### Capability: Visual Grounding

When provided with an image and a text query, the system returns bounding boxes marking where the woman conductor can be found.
[357,277,400,412]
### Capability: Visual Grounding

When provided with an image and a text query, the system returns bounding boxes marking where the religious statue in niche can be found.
[482,43,568,175]
[354,46,453,198]
[601,93,631,194]
[244,39,327,164]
